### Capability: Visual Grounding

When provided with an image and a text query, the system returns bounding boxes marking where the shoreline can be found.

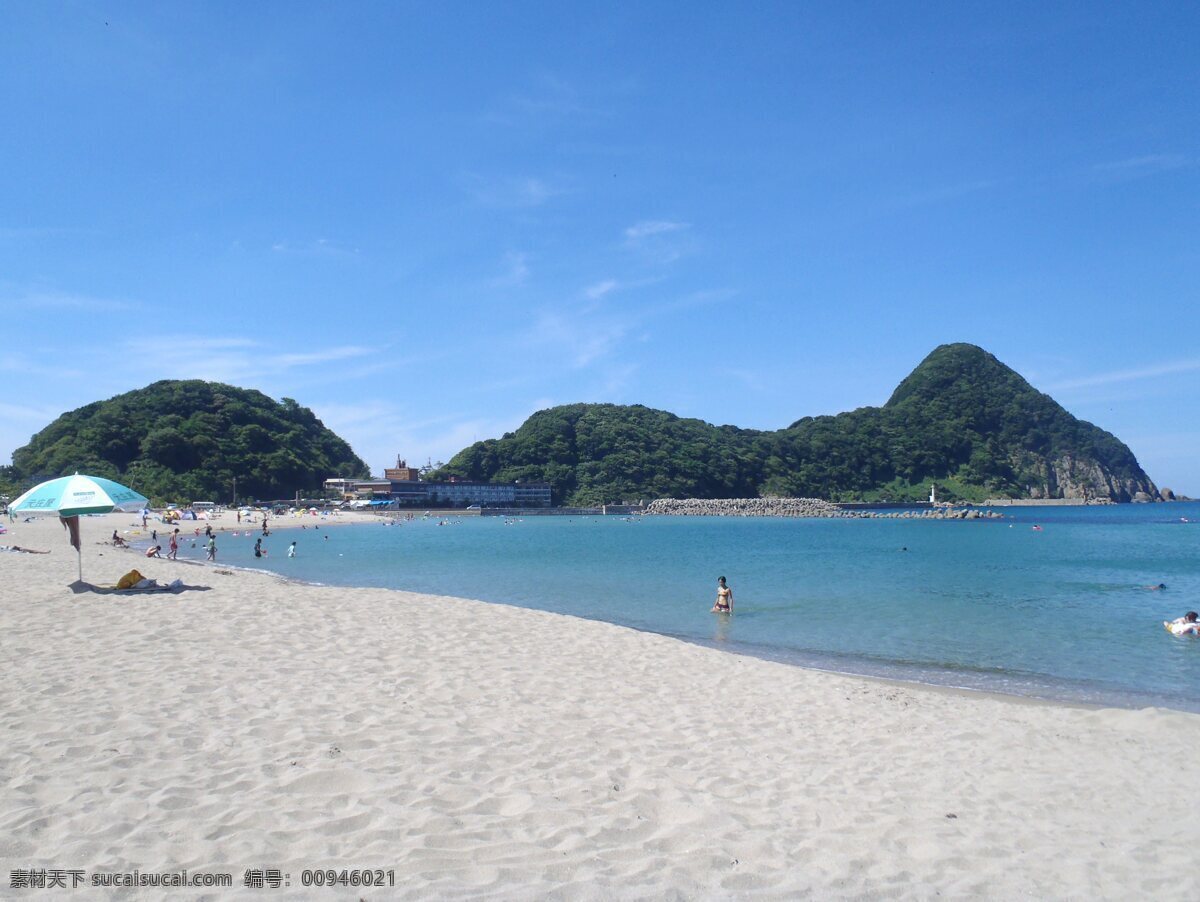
[121,514,1198,716]
[147,517,1195,716]
[4,512,1199,898]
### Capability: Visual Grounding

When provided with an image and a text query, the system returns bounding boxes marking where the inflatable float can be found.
[1164,620,1200,637]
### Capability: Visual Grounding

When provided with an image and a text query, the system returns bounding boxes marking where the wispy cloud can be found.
[0,353,88,381]
[593,362,640,398]
[314,400,537,473]
[531,309,631,368]
[492,251,531,288]
[462,174,565,208]
[271,238,360,257]
[525,284,735,372]
[584,279,619,300]
[0,401,64,423]
[120,335,374,384]
[623,220,694,264]
[891,179,997,209]
[0,226,92,240]
[483,73,610,127]
[1092,154,1188,176]
[274,347,376,367]
[722,367,767,393]
[1047,358,1200,392]
[583,276,665,301]
[137,336,257,351]
[624,220,689,241]
[7,289,134,313]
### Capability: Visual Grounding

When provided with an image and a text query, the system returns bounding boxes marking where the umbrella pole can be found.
[77,546,82,582]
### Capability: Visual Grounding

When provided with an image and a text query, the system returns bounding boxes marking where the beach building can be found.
[385,475,551,508]
[323,477,393,500]
[327,462,552,508]
[384,457,421,482]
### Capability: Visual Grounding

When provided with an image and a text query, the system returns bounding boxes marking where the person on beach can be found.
[712,576,733,613]
[206,535,216,561]
[236,510,241,524]
[168,529,179,561]
[151,528,158,542]
[1,545,50,554]
[254,537,263,558]
[111,530,127,548]
[287,541,296,558]
[145,544,163,558]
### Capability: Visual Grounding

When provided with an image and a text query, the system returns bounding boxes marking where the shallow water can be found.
[177,503,1200,711]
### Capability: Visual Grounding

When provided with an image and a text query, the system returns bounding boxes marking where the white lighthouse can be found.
[929,483,937,504]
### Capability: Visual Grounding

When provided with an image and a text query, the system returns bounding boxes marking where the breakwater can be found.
[644,498,1003,519]
[982,497,1115,507]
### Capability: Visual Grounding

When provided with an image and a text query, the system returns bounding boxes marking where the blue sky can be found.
[3,2,1198,492]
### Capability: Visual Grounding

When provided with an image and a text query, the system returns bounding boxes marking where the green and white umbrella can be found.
[9,473,148,580]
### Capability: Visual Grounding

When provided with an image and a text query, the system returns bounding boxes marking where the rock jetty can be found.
[644,498,1004,520]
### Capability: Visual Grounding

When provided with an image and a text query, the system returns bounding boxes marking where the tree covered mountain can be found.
[8,380,369,504]
[433,344,1157,505]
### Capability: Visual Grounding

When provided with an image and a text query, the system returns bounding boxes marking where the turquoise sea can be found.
[176,503,1200,712]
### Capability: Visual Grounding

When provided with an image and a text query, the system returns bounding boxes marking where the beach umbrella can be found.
[8,473,148,581]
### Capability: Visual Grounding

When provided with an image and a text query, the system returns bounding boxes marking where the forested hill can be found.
[434,344,1158,505]
[7,381,369,504]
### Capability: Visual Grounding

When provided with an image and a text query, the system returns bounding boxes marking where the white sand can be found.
[2,513,1198,900]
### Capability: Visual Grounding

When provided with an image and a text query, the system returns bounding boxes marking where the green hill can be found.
[8,380,369,504]
[433,344,1157,505]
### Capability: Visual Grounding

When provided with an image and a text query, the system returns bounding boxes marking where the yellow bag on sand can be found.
[116,569,145,590]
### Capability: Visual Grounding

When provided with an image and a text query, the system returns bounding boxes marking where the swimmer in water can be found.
[1165,611,1200,636]
[1144,583,1167,590]
[711,576,733,614]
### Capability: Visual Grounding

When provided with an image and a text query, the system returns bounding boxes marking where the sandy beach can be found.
[2,512,1198,900]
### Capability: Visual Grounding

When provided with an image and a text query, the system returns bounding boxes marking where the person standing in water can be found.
[712,575,733,613]
[287,541,296,558]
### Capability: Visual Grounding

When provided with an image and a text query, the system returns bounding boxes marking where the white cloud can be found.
[624,220,689,241]
[314,399,538,474]
[0,401,62,423]
[119,335,374,384]
[464,174,564,208]
[585,279,619,300]
[274,347,375,367]
[0,402,79,464]
[271,238,360,257]
[6,289,133,313]
[1047,358,1200,392]
[492,251,530,288]
[531,309,632,368]
[1092,154,1188,175]
[622,220,695,264]
[482,74,610,127]
[892,179,997,209]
